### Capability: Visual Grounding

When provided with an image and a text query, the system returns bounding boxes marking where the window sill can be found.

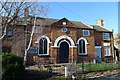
[78,53,87,56]
[103,39,110,41]
[38,54,49,56]
[83,35,90,37]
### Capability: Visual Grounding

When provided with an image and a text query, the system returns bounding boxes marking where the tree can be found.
[0,1,49,39]
[0,1,49,66]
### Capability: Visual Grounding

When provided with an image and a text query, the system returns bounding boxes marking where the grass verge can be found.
[79,63,120,71]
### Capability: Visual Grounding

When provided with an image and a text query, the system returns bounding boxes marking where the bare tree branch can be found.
[0,2,49,40]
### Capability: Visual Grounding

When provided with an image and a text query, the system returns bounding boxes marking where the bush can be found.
[1,53,25,80]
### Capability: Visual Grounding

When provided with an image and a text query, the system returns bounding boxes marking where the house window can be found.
[7,31,12,37]
[77,38,88,55]
[103,33,110,40]
[83,30,90,36]
[38,38,48,55]
[79,39,85,53]
[103,43,111,56]
[63,22,66,25]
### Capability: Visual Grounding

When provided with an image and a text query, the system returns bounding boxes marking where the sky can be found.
[44,2,118,33]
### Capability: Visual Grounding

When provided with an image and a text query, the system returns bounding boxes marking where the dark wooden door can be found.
[59,42,69,63]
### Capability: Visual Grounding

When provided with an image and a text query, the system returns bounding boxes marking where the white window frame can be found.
[77,37,88,55]
[103,43,111,56]
[36,35,51,56]
[103,33,110,40]
[63,22,66,25]
[82,30,90,36]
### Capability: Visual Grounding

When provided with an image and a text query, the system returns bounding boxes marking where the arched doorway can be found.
[59,42,69,63]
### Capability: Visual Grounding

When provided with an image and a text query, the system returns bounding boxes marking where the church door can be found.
[59,42,69,63]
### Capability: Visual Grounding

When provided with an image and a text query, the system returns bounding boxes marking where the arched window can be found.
[36,35,51,56]
[77,37,88,55]
[79,39,85,53]
[39,38,48,55]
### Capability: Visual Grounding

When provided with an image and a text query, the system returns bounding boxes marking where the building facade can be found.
[2,9,114,64]
[2,16,114,65]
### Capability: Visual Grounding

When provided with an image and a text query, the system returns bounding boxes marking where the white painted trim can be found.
[82,30,90,36]
[37,35,50,56]
[103,43,110,46]
[69,46,77,48]
[95,46,102,48]
[52,35,75,48]
[58,40,70,47]
[76,37,89,44]
[51,46,77,48]
[51,46,59,48]
[35,35,51,43]
[77,37,88,55]
[78,53,87,55]
[81,21,93,29]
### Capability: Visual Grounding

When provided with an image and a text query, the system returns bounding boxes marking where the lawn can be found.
[79,63,120,71]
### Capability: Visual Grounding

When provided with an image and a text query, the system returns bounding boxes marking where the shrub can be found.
[1,53,25,80]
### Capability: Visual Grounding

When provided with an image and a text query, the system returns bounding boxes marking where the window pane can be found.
[39,38,47,55]
[83,30,90,36]
[44,39,47,54]
[8,31,12,37]
[39,39,43,54]
[104,46,110,56]
[79,39,85,54]
[103,33,110,40]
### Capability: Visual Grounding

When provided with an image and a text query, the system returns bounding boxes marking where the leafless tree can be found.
[0,1,49,66]
[0,1,49,39]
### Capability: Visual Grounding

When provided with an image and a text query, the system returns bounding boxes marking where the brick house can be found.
[2,10,114,64]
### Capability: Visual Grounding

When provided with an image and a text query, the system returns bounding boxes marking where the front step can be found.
[26,63,82,76]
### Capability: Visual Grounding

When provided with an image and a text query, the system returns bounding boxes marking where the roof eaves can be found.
[80,21,93,29]
[92,25,112,32]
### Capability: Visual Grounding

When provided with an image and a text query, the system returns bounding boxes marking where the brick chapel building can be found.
[2,9,115,64]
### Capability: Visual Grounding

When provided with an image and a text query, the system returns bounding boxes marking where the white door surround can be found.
[51,35,77,48]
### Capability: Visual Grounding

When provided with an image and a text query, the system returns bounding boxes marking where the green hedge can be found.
[2,53,25,80]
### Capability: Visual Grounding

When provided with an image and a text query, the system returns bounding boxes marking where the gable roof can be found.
[1,16,112,32]
[71,21,93,29]
[33,17,93,29]
[91,25,112,32]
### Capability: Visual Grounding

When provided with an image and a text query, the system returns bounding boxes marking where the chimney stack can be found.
[24,7,29,18]
[97,19,104,26]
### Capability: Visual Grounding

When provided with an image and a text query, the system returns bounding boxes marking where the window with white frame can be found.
[82,30,90,36]
[103,33,110,40]
[103,43,111,56]
[63,22,66,25]
[38,38,48,55]
[78,38,88,55]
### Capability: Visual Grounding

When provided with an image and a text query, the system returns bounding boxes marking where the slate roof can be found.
[1,16,112,32]
[34,17,93,29]
[71,21,92,29]
[32,17,112,32]
[91,25,112,32]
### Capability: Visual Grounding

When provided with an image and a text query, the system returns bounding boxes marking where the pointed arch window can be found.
[39,38,48,55]
[77,37,88,55]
